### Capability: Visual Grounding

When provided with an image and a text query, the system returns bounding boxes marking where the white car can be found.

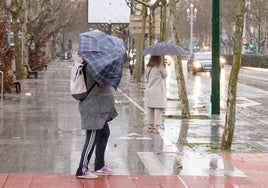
[187,51,225,75]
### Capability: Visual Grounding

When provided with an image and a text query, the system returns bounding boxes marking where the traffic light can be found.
[249,43,255,52]
[193,44,199,52]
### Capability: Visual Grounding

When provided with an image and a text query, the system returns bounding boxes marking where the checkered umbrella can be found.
[78,30,126,89]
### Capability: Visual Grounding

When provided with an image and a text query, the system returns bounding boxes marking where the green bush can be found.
[223,54,268,68]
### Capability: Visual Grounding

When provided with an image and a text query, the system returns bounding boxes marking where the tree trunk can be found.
[134,5,147,82]
[169,0,190,118]
[12,14,23,80]
[21,4,28,71]
[21,21,28,66]
[221,0,247,150]
[149,0,161,45]
[149,8,155,45]
[4,0,25,80]
[21,23,29,79]
[160,1,167,42]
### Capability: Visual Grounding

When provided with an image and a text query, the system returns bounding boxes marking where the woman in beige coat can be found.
[144,56,168,129]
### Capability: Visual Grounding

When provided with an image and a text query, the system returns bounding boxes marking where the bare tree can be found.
[221,0,247,150]
[3,0,25,80]
[25,0,85,70]
[160,0,167,41]
[134,1,148,82]
[130,0,190,118]
[0,19,14,93]
[149,0,161,45]
[131,0,151,82]
[169,0,190,118]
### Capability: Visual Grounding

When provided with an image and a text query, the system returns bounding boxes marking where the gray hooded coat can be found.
[79,64,118,130]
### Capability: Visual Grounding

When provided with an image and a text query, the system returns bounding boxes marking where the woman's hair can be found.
[147,56,161,67]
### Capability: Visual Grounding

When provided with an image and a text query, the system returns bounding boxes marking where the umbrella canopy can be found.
[141,42,186,56]
[78,30,126,89]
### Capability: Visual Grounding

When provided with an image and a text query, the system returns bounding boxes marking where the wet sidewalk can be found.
[1,152,268,187]
[0,56,268,188]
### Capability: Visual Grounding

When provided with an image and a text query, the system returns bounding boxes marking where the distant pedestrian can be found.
[144,56,167,130]
[129,61,134,75]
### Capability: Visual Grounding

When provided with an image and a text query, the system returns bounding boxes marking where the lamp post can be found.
[187,4,197,55]
[242,0,251,54]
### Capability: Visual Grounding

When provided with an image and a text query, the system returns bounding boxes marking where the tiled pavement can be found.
[1,153,268,187]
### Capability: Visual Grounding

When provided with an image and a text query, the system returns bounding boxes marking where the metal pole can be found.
[190,15,193,55]
[258,10,261,53]
[107,23,112,35]
[211,0,220,114]
[242,0,251,54]
[187,4,197,55]
[242,13,247,54]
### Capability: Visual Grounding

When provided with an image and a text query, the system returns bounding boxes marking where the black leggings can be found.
[76,123,110,176]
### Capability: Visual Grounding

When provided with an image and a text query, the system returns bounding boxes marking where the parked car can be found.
[187,51,225,75]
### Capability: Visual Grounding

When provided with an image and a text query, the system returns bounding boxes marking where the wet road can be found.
[0,55,267,181]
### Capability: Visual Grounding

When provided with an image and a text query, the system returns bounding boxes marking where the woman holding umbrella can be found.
[75,30,126,179]
[145,55,168,130]
[142,42,185,129]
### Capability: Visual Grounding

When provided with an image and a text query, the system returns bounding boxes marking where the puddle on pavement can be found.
[164,114,210,119]
[183,142,262,153]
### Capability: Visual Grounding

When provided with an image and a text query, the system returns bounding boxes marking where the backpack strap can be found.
[87,82,97,94]
[81,61,97,94]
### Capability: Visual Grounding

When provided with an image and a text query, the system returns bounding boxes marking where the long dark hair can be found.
[146,56,161,67]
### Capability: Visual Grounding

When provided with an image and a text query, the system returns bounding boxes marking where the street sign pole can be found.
[107,22,112,35]
[211,0,220,114]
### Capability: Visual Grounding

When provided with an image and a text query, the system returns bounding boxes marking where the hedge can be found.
[223,54,268,68]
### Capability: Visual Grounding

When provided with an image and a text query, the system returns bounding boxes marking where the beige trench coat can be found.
[144,64,168,108]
